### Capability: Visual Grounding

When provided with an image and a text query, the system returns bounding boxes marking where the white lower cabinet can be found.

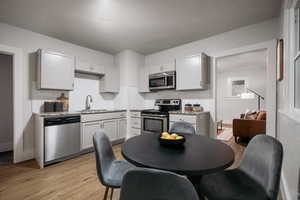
[81,121,101,150]
[118,119,127,139]
[130,111,141,137]
[102,120,118,141]
[80,112,127,151]
[131,127,141,136]
[169,113,210,136]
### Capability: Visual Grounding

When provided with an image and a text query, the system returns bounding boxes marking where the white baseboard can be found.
[281,172,292,200]
[0,141,13,152]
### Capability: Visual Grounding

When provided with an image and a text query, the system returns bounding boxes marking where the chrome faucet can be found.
[85,95,93,110]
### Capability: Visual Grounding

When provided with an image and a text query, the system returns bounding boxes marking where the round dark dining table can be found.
[121,133,234,198]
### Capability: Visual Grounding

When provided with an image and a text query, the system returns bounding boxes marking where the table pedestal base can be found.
[188,176,205,200]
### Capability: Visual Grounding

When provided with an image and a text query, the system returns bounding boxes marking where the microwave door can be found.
[149,77,166,88]
[166,75,175,89]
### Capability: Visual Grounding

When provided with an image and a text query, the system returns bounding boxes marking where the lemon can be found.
[176,136,184,140]
[161,132,169,137]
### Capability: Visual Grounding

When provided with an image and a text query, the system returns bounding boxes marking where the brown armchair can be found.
[233,111,266,143]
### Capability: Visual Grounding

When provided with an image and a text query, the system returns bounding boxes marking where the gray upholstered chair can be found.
[120,168,199,200]
[169,121,196,134]
[93,131,136,200]
[198,135,283,200]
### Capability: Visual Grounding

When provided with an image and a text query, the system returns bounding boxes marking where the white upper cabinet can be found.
[99,64,120,93]
[75,58,104,75]
[37,49,75,90]
[138,64,150,93]
[149,61,175,75]
[176,53,209,91]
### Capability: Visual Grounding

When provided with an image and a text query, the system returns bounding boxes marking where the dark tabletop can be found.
[122,133,235,176]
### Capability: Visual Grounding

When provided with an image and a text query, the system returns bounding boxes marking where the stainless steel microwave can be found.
[149,71,176,90]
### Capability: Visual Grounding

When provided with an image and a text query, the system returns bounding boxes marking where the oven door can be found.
[141,115,168,134]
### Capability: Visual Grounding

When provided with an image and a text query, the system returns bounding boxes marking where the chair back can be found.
[169,121,196,134]
[93,131,116,185]
[239,135,283,200]
[120,168,199,200]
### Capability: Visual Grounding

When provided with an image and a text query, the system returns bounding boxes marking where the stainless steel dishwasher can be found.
[44,115,81,165]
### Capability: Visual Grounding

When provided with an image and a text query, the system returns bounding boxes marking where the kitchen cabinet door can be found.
[76,58,105,75]
[91,64,105,74]
[102,120,118,141]
[37,49,75,90]
[118,119,127,139]
[149,65,161,75]
[138,64,150,92]
[81,121,101,150]
[161,62,175,72]
[148,61,175,75]
[176,54,209,90]
[100,64,120,93]
[75,59,91,72]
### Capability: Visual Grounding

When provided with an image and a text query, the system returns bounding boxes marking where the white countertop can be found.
[35,109,126,118]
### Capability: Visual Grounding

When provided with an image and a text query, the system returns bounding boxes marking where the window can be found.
[228,78,248,98]
[232,80,246,97]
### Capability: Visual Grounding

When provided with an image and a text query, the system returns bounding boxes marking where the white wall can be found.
[68,73,115,111]
[0,54,13,152]
[0,22,115,160]
[217,65,267,124]
[277,1,300,199]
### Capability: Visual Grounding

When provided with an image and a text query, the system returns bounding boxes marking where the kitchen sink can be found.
[79,109,107,114]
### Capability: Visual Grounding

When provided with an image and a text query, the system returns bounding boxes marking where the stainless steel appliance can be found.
[141,99,181,134]
[44,115,81,165]
[149,71,176,90]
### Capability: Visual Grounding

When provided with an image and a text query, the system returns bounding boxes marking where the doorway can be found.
[0,53,13,165]
[212,40,277,141]
[215,50,267,142]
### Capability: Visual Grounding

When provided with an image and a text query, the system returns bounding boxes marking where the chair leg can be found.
[110,188,114,200]
[234,136,238,143]
[103,187,109,200]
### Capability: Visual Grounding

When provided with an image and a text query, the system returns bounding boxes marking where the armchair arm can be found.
[233,119,266,138]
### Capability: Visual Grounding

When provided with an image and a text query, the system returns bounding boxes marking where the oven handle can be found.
[141,115,167,119]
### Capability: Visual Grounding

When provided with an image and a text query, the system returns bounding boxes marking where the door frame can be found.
[0,44,24,163]
[212,40,277,138]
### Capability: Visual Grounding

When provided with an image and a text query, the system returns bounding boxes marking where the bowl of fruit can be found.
[159,132,186,148]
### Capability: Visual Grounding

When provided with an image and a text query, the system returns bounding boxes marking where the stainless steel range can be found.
[141,99,181,134]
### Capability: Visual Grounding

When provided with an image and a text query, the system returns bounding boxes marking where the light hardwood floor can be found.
[0,138,245,200]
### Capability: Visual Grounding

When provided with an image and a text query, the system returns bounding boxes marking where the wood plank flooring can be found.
[0,138,245,200]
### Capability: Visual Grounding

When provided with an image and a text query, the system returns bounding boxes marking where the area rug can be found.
[217,128,233,141]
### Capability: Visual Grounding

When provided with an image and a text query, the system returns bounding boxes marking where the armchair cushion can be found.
[256,111,267,120]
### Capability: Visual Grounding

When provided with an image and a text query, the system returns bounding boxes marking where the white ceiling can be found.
[0,0,281,54]
[217,50,267,73]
